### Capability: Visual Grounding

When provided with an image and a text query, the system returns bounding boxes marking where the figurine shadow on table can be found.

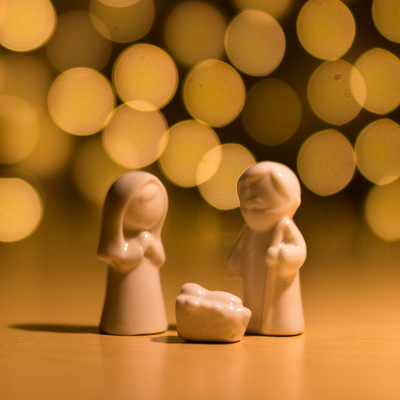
[226,162,306,336]
[98,171,168,335]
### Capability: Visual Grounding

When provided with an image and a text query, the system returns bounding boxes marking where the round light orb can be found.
[73,136,127,204]
[98,0,142,6]
[354,48,400,115]
[297,129,355,196]
[225,10,285,76]
[297,0,355,60]
[365,179,400,241]
[46,11,112,72]
[355,119,400,185]
[159,120,221,187]
[16,112,74,179]
[113,44,178,110]
[0,178,43,242]
[48,68,115,136]
[232,0,293,20]
[0,0,56,51]
[183,59,245,127]
[0,53,51,113]
[0,95,40,164]
[242,79,302,146]
[90,0,154,43]
[103,103,168,169]
[308,60,366,125]
[198,144,256,210]
[372,0,400,43]
[164,2,226,67]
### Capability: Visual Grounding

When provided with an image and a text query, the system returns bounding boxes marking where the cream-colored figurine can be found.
[98,171,168,335]
[226,162,306,336]
[175,283,251,343]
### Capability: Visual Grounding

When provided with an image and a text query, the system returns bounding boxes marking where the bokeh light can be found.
[198,144,256,210]
[183,59,245,127]
[365,179,400,241]
[90,0,154,43]
[0,95,40,164]
[296,0,355,60]
[242,78,302,146]
[46,11,112,72]
[232,0,293,20]
[297,129,355,196]
[113,44,178,110]
[48,67,115,136]
[355,119,400,185]
[0,0,56,52]
[225,10,285,76]
[159,120,221,187]
[0,178,43,242]
[0,53,52,113]
[308,60,366,125]
[372,0,400,43]
[354,48,400,115]
[16,113,74,179]
[103,102,168,169]
[164,2,226,67]
[73,136,127,204]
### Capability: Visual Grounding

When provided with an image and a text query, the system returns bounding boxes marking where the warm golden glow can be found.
[372,0,400,43]
[73,136,127,204]
[297,0,355,60]
[90,0,154,43]
[46,11,112,72]
[159,120,221,187]
[0,0,56,52]
[225,10,285,76]
[48,68,115,136]
[0,178,43,242]
[308,60,366,125]
[242,79,302,146]
[16,113,74,179]
[297,129,355,196]
[354,48,400,115]
[0,95,40,164]
[232,0,293,19]
[102,103,168,169]
[355,119,400,185]
[113,44,178,110]
[365,179,400,241]
[0,53,51,113]
[97,0,142,6]
[183,59,245,127]
[198,144,256,210]
[164,2,226,67]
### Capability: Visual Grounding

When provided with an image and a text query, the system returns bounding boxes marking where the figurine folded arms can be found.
[98,171,168,335]
[226,162,306,336]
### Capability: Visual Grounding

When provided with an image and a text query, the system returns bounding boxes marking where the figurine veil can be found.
[98,171,168,335]
[226,162,306,336]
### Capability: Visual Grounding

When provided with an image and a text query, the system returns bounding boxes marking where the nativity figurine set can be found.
[97,161,307,343]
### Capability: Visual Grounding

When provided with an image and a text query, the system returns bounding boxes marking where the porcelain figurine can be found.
[175,283,251,343]
[226,162,306,336]
[98,171,168,335]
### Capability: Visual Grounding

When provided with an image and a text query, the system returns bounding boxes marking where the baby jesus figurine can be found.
[97,171,168,335]
[226,162,306,336]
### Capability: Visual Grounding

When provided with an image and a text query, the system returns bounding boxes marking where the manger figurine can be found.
[97,171,168,335]
[226,162,306,336]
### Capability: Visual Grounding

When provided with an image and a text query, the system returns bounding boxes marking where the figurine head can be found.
[238,162,301,231]
[97,171,168,265]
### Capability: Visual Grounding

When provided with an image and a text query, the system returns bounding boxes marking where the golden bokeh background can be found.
[1,0,400,353]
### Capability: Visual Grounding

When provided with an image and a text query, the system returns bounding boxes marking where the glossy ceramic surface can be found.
[226,162,306,336]
[98,171,168,335]
[175,283,251,343]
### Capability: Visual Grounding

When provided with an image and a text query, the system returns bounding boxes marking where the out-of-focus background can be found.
[1,0,400,328]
